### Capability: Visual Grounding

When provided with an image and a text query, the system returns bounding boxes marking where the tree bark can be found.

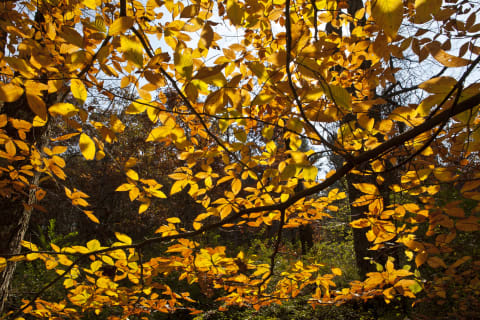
[0,7,51,308]
[0,171,41,313]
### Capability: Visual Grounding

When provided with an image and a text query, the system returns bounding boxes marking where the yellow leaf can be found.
[252,93,274,106]
[169,172,188,180]
[60,26,83,48]
[372,0,403,40]
[0,83,24,102]
[247,62,269,82]
[383,287,395,300]
[171,180,187,195]
[79,133,95,160]
[204,90,225,115]
[320,83,351,111]
[427,43,471,67]
[84,210,100,223]
[0,258,6,272]
[32,115,46,127]
[418,76,456,94]
[433,167,456,182]
[71,79,87,104]
[147,105,162,123]
[49,102,79,117]
[146,126,172,142]
[290,151,308,165]
[350,218,371,228]
[101,255,115,265]
[26,252,40,260]
[87,239,100,251]
[220,204,232,219]
[227,0,244,26]
[353,183,379,195]
[150,189,167,198]
[83,0,96,9]
[126,169,139,181]
[174,48,193,79]
[95,150,105,160]
[414,0,442,24]
[109,16,134,35]
[167,217,181,224]
[52,146,68,154]
[139,199,150,214]
[0,114,6,127]
[96,277,111,289]
[126,99,148,114]
[193,222,202,230]
[26,93,47,120]
[331,267,342,276]
[120,36,144,67]
[116,183,133,191]
[415,251,428,267]
[302,166,318,181]
[231,179,241,195]
[129,187,140,201]
[5,140,15,156]
[115,232,132,245]
[21,240,39,251]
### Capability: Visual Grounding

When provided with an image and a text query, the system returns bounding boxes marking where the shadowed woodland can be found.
[0,0,480,319]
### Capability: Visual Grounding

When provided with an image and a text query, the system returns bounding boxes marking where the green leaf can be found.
[409,281,423,294]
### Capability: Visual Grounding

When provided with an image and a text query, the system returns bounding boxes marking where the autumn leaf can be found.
[231,178,241,195]
[174,48,193,79]
[79,133,95,160]
[83,211,100,223]
[456,216,480,231]
[26,93,47,120]
[372,0,403,40]
[109,16,134,35]
[414,0,442,23]
[418,76,457,94]
[427,42,471,67]
[126,99,148,114]
[115,232,132,245]
[49,103,79,117]
[1,0,479,317]
[120,36,143,67]
[321,83,352,111]
[353,183,379,195]
[226,0,244,26]
[126,169,139,181]
[0,83,24,102]
[70,79,87,105]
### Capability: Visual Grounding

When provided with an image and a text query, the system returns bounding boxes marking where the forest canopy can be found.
[0,0,480,319]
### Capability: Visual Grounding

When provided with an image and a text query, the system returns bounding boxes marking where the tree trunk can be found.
[346,167,377,277]
[328,0,400,278]
[0,171,41,313]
